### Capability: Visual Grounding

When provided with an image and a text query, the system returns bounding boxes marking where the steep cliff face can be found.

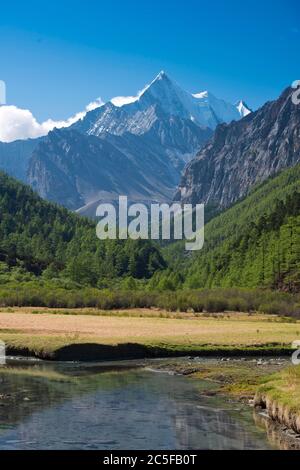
[176,87,300,208]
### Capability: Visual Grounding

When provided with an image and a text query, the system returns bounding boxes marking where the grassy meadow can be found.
[0,307,298,360]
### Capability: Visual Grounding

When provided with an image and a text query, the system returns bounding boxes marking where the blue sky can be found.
[0,0,299,120]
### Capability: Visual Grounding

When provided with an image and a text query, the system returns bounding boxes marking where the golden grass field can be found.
[0,307,299,358]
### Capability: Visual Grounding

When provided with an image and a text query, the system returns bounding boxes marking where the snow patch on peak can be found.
[236,100,252,117]
[192,91,209,99]
[157,70,167,80]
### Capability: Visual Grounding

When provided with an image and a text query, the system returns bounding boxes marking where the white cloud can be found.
[0,98,104,143]
[110,95,139,107]
[110,83,150,107]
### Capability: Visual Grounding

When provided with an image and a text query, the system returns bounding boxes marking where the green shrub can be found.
[0,282,299,317]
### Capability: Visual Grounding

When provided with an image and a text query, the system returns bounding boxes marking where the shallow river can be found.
[0,359,276,450]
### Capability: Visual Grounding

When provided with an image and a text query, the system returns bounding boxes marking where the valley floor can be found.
[0,307,298,360]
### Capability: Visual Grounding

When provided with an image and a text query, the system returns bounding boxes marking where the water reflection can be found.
[0,361,275,450]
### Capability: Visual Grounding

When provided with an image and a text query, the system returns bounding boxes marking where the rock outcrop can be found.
[176,87,300,208]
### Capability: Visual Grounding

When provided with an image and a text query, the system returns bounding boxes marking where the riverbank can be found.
[154,358,300,449]
[254,366,300,435]
[152,357,288,400]
[0,308,298,360]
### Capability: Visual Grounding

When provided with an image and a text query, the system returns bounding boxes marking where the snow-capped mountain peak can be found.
[77,72,250,139]
[110,70,171,108]
[153,70,168,81]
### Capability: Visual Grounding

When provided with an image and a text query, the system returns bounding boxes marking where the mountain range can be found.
[0,74,299,292]
[2,72,298,222]
[0,72,249,215]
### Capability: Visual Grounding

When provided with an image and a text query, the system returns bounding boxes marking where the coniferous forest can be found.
[0,166,299,316]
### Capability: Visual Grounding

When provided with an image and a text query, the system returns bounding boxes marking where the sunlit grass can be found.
[0,308,298,359]
[257,365,300,411]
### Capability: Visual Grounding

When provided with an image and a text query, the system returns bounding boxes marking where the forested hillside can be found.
[0,169,299,314]
[0,172,166,285]
[1,161,300,298]
[182,164,300,291]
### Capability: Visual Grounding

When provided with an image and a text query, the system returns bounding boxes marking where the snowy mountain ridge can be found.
[85,71,250,136]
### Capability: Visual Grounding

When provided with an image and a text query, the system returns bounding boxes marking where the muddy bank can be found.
[6,343,294,362]
[254,393,300,436]
[254,409,300,450]
[253,365,300,441]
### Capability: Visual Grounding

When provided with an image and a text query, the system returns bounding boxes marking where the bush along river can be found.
[0,357,296,450]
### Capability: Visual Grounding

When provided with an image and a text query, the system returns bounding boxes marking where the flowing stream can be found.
[0,358,277,450]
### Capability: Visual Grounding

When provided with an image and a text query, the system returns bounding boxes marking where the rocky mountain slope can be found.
[176,87,300,208]
[28,126,188,211]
